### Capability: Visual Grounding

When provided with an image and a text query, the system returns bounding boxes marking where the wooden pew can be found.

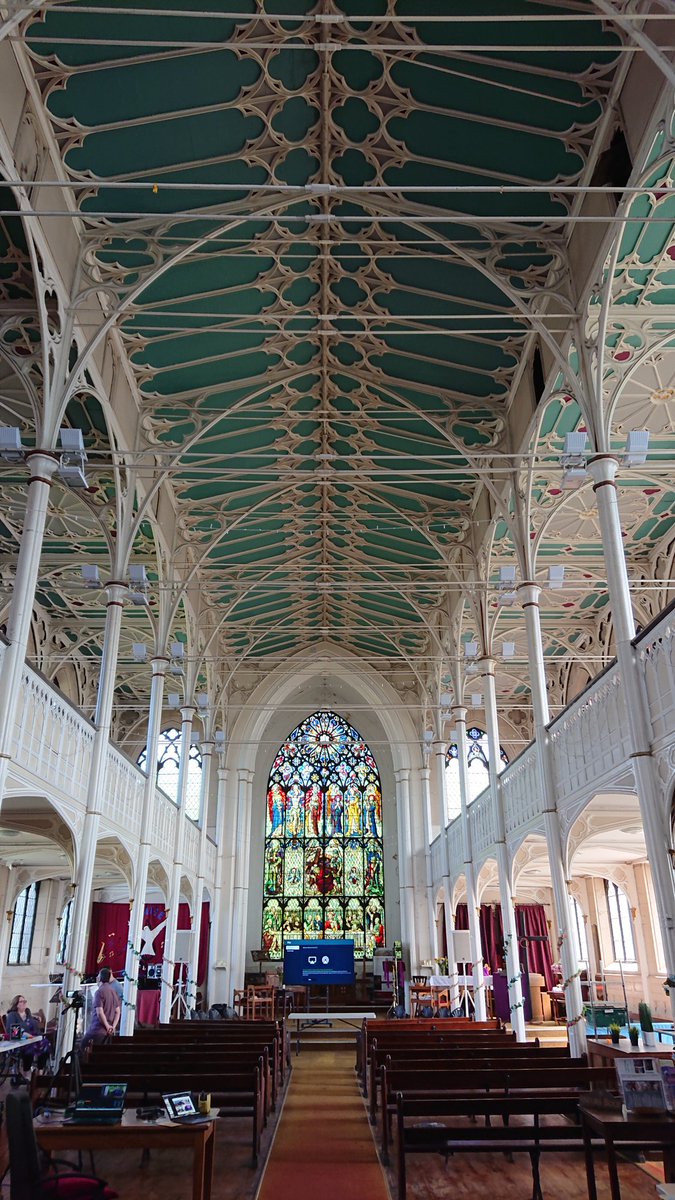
[395,1084,617,1200]
[358,1024,510,1093]
[86,1043,277,1113]
[356,1017,501,1079]
[368,1045,574,1124]
[380,1063,615,1159]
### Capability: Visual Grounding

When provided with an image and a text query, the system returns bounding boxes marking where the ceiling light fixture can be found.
[0,427,24,462]
[623,429,649,467]
[561,430,588,489]
[58,428,89,489]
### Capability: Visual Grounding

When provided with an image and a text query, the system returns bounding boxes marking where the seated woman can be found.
[5,994,50,1074]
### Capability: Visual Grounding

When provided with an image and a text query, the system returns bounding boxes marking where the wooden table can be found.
[36,1110,216,1200]
[582,1107,675,1200]
[586,1037,674,1069]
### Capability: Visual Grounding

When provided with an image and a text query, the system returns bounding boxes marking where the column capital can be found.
[451,704,467,723]
[587,453,620,488]
[477,655,495,675]
[25,449,59,482]
[217,763,228,784]
[517,581,542,608]
[180,705,196,722]
[394,766,411,785]
[199,739,215,757]
[419,765,431,782]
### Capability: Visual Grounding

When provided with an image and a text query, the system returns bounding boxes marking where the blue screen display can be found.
[283,939,355,985]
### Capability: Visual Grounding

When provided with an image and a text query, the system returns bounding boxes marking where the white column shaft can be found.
[395,767,416,971]
[519,585,585,1055]
[208,762,229,1003]
[229,768,253,992]
[0,454,57,803]
[160,706,195,1022]
[433,740,459,1007]
[121,656,167,1034]
[452,706,487,1021]
[188,741,214,1008]
[56,584,126,1060]
[481,659,526,1039]
[419,764,439,960]
[589,457,675,1021]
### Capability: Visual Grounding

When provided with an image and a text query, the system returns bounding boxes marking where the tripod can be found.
[57,994,83,1104]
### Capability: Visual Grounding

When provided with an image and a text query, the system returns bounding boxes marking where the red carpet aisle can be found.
[255,1048,390,1200]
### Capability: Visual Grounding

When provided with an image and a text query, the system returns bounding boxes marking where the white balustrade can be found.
[639,612,675,748]
[503,747,539,839]
[429,606,675,893]
[183,818,200,876]
[1,652,213,892]
[549,670,628,799]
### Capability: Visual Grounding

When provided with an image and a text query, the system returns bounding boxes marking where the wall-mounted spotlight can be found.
[498,564,517,606]
[58,428,88,489]
[132,643,147,662]
[0,427,24,462]
[624,429,649,467]
[81,564,100,589]
[561,431,588,489]
[170,641,185,675]
[166,692,181,709]
[464,641,478,658]
[471,692,483,708]
[548,564,565,590]
[502,641,516,659]
[128,564,149,606]
[214,729,226,748]
[196,692,210,712]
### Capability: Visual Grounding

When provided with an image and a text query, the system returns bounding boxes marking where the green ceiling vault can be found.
[0,1,673,738]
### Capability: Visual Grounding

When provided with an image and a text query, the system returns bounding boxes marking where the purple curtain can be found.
[516,904,553,990]
[480,904,503,973]
[455,903,468,930]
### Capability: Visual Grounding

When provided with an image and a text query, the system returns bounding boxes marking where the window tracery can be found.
[445,727,508,819]
[138,728,202,822]
[262,711,385,960]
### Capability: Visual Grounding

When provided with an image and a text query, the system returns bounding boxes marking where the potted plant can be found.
[628,1024,640,1047]
[639,1001,657,1047]
[609,1023,621,1045]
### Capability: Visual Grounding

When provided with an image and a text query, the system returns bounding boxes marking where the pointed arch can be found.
[262,710,385,960]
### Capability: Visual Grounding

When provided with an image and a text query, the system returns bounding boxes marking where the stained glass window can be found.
[262,710,385,960]
[445,728,508,820]
[138,729,203,822]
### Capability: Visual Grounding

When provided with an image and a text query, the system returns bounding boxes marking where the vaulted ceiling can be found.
[0,2,674,755]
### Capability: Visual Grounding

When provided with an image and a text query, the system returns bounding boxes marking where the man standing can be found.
[81,967,121,1049]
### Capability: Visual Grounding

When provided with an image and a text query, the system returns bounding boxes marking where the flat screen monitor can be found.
[283,939,355,986]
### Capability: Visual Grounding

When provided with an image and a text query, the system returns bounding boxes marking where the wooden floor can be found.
[7,1057,662,1200]
[382,1127,660,1199]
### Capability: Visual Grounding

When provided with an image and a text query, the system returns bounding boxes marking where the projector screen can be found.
[283,939,355,986]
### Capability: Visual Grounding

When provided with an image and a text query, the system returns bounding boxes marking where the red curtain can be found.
[85,902,130,975]
[85,901,211,984]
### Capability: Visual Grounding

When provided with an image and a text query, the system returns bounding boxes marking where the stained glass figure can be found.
[262,710,385,959]
[445,727,508,820]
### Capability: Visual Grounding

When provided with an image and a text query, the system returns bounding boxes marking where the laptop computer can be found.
[162,1092,208,1124]
[71,1082,127,1125]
